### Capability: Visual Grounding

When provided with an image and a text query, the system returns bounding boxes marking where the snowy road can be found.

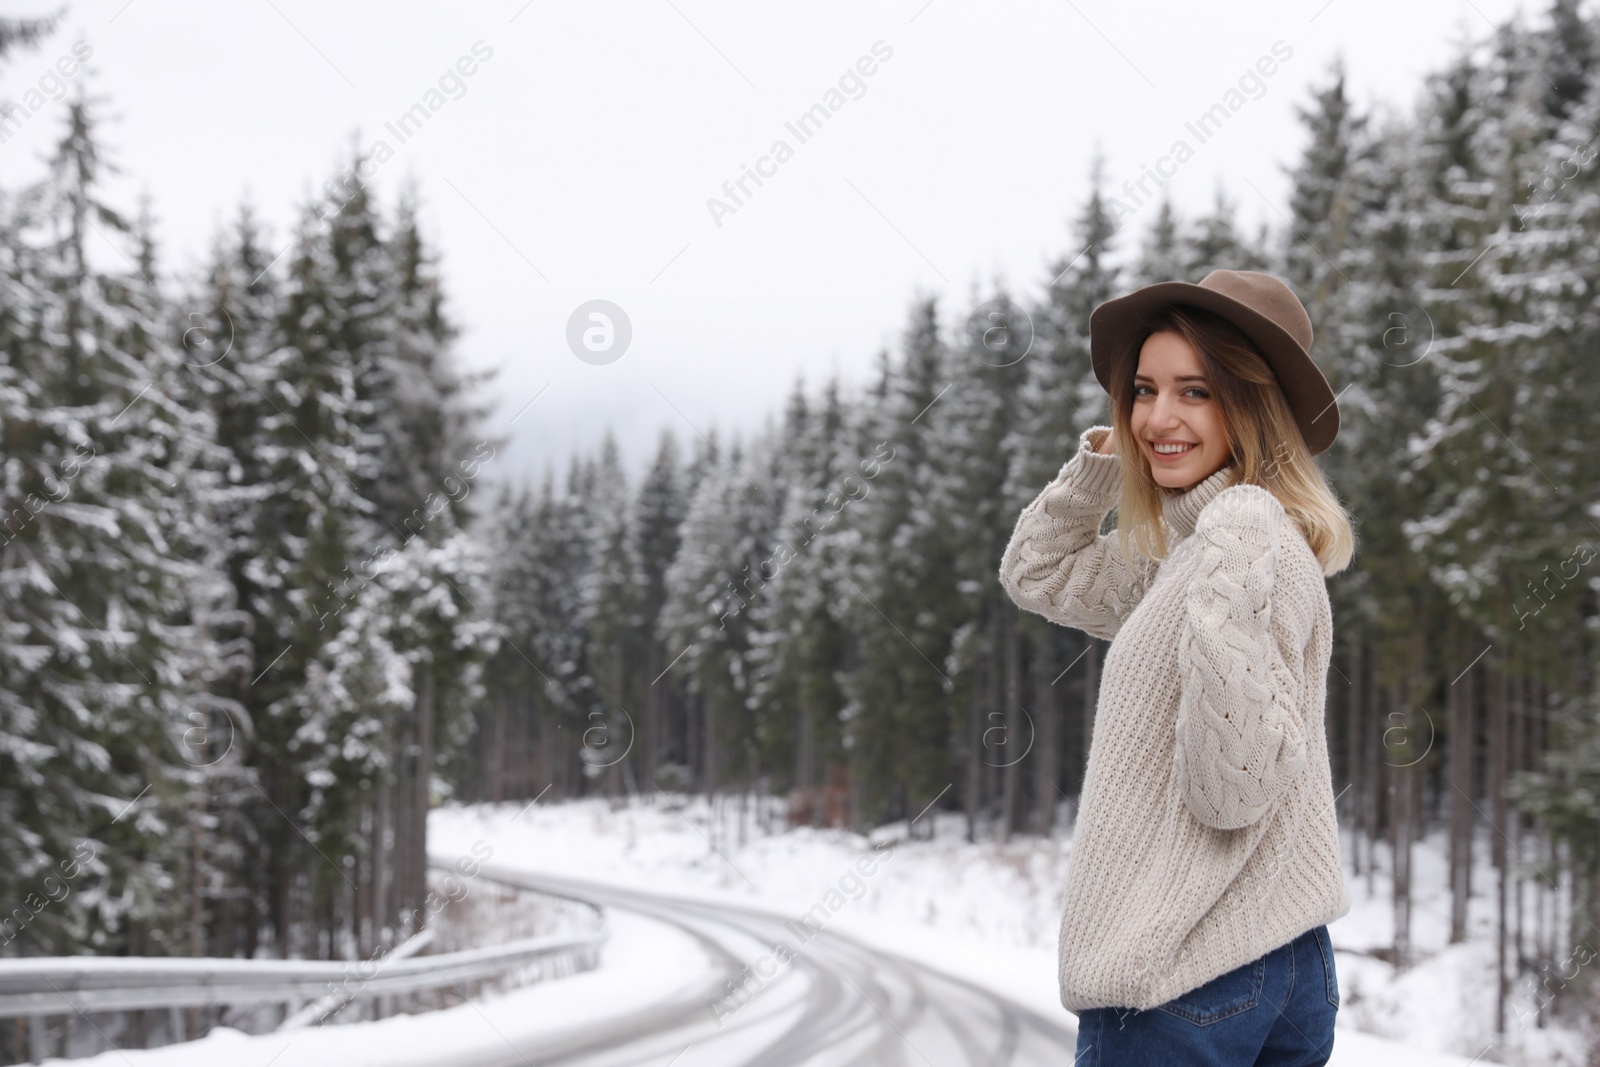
[474,864,1080,1067]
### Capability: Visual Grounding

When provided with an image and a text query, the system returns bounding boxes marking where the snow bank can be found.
[44,907,714,1067]
[49,794,1588,1065]
[430,795,1591,1066]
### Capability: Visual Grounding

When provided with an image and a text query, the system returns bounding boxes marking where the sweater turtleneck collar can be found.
[1161,463,1237,541]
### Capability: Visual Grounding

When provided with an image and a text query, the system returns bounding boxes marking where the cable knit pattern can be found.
[1176,484,1310,830]
[997,425,1347,1014]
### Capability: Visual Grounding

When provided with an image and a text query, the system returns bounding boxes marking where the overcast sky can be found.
[0,0,1531,486]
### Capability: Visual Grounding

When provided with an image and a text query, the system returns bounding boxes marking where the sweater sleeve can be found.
[1174,484,1312,831]
[997,425,1157,641]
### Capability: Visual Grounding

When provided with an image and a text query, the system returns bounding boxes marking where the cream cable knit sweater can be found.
[998,424,1348,1014]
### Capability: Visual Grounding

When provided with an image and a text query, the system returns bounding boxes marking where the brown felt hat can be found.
[1088,269,1340,456]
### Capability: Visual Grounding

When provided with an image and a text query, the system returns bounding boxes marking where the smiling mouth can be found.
[1150,442,1196,457]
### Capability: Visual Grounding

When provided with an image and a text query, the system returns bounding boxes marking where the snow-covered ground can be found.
[429,794,1589,1067]
[50,793,1591,1066]
[43,907,715,1066]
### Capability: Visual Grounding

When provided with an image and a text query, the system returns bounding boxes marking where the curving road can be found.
[474,865,1079,1067]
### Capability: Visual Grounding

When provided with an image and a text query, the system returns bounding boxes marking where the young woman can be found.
[998,270,1357,1066]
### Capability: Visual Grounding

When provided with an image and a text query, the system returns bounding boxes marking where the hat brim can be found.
[1088,281,1340,456]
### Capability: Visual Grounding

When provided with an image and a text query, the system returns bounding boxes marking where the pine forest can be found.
[4,1,1600,1059]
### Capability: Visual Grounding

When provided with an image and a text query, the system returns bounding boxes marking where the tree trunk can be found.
[490,692,507,804]
[1511,670,1525,974]
[703,689,718,810]
[1364,642,1380,898]
[964,630,983,844]
[1001,606,1019,842]
[376,775,392,935]
[410,664,435,920]
[1449,631,1473,943]
[797,672,815,794]
[1032,627,1059,835]
[608,645,626,799]
[1388,679,1412,967]
[190,776,206,959]
[269,769,293,957]
[1490,657,1509,1034]
[1347,637,1364,879]
[647,641,663,791]
[1464,642,1477,908]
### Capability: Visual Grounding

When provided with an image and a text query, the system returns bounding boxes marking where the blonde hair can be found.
[1105,304,1356,577]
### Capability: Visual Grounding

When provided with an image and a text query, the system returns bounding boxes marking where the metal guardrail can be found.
[0,863,608,1063]
[276,925,438,1031]
[0,929,606,1017]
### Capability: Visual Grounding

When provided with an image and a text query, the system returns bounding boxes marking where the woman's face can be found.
[1130,329,1232,491]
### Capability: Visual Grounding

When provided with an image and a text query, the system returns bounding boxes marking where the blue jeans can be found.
[1073,925,1340,1066]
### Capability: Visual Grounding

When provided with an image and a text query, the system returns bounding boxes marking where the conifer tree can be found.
[660,432,762,798]
[1011,158,1119,499]
[582,430,644,794]
[1133,197,1187,284]
[1001,170,1121,839]
[1184,187,1269,276]
[838,298,957,829]
[630,429,689,786]
[744,377,854,803]
[938,287,1034,836]
[0,96,204,954]
[378,183,490,535]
